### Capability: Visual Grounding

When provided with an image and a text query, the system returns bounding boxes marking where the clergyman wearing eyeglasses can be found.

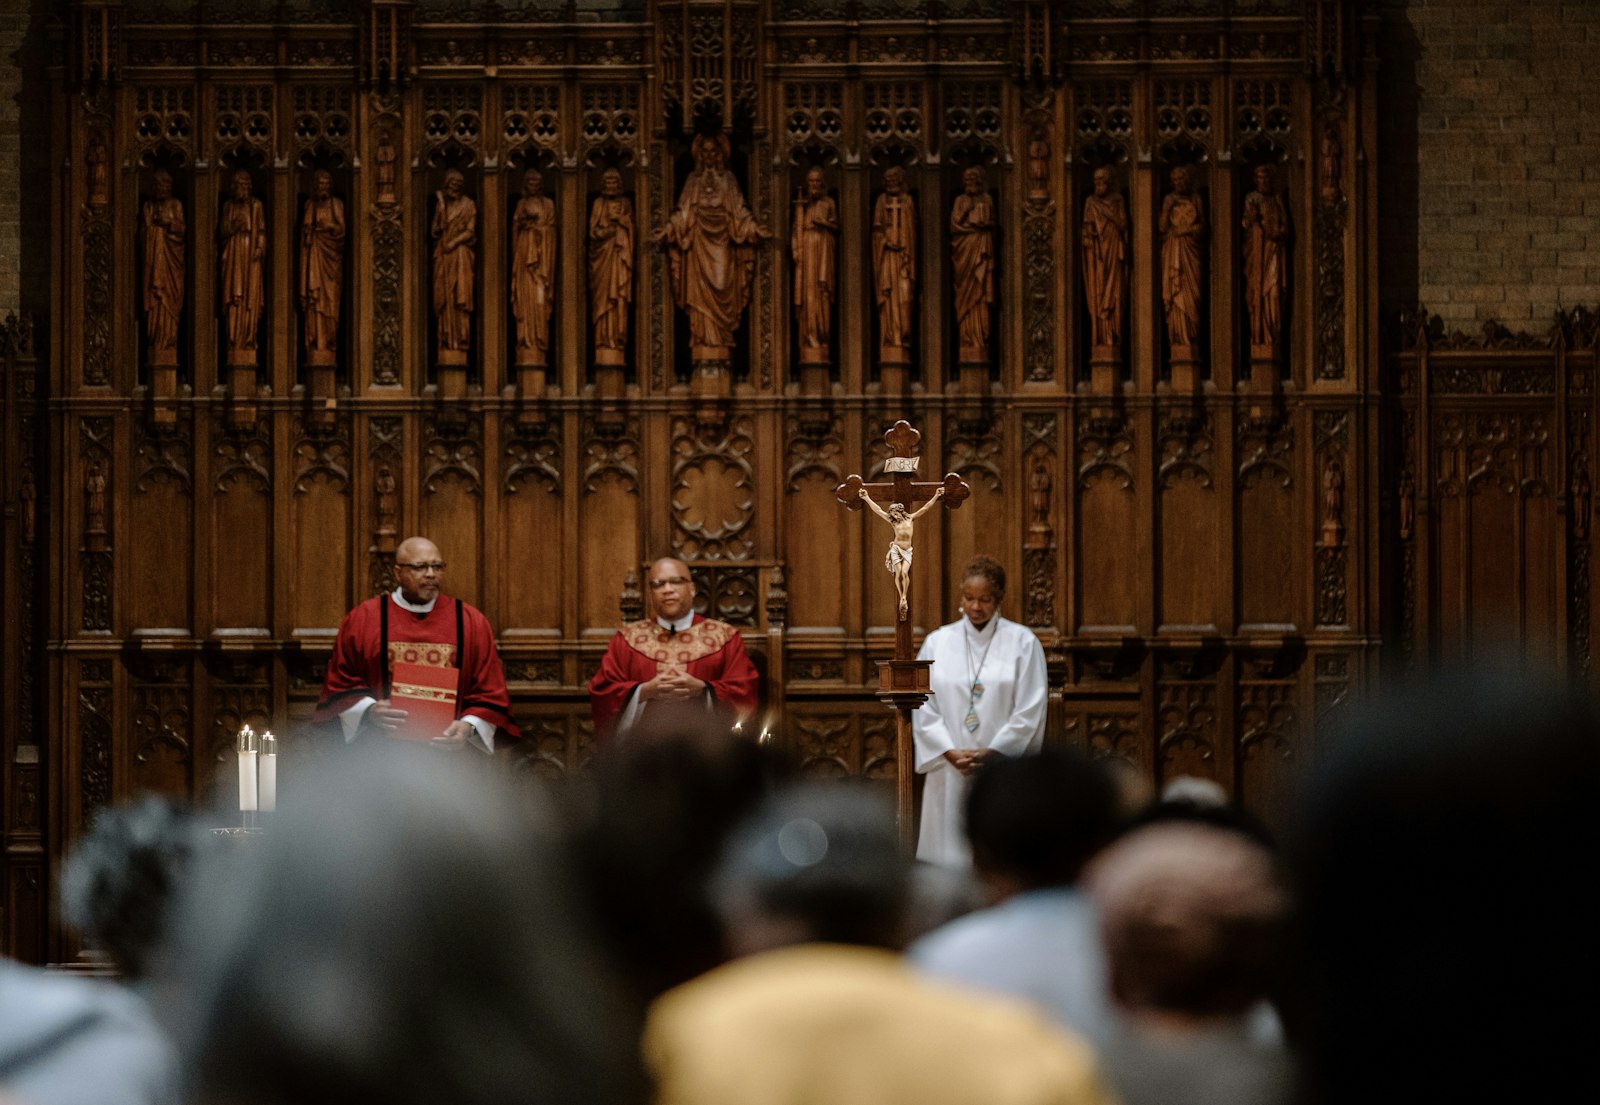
[315,536,520,752]
[588,556,759,744]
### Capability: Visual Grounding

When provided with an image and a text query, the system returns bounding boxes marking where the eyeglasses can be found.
[648,577,692,589]
[396,561,446,574]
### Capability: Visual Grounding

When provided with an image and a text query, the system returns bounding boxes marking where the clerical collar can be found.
[964,615,998,640]
[391,587,438,615]
[656,612,695,634]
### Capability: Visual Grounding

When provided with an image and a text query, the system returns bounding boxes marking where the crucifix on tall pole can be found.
[837,419,970,849]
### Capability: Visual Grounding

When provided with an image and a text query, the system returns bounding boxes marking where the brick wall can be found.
[1382,0,1600,328]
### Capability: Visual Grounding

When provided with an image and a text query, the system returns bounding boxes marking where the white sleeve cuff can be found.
[463,714,495,754]
[339,696,376,742]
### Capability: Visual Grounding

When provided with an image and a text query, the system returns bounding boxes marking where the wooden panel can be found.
[786,472,845,630]
[291,472,352,630]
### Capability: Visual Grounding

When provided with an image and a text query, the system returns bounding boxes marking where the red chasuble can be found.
[588,614,760,744]
[314,594,519,741]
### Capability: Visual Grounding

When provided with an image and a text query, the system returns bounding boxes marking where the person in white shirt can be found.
[912,555,1047,866]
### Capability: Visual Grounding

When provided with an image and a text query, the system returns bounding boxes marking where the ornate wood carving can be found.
[671,414,755,560]
[582,415,641,495]
[1023,413,1057,628]
[1315,409,1350,628]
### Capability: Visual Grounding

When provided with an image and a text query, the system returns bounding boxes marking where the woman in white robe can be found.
[912,556,1048,866]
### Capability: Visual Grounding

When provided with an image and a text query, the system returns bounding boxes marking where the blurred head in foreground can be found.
[1090,822,1286,1021]
[712,781,909,956]
[61,794,199,981]
[565,702,793,997]
[161,744,645,1105]
[1289,668,1600,1105]
[966,747,1120,902]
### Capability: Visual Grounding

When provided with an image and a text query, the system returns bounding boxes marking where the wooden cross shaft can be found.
[834,419,970,854]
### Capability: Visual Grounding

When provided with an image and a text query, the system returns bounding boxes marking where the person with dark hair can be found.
[60,796,197,982]
[910,749,1121,1044]
[565,704,793,1001]
[1289,669,1599,1105]
[912,554,1047,865]
[1087,822,1292,1105]
[645,782,1116,1105]
[158,744,645,1105]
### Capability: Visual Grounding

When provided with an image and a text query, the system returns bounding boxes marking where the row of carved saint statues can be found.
[136,134,1294,380]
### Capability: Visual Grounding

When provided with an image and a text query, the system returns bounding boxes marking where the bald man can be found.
[315,537,518,752]
[587,556,759,744]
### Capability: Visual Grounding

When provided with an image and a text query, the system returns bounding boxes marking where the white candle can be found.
[259,730,277,812]
[237,725,258,812]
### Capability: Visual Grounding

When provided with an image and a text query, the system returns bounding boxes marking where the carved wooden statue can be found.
[652,132,768,359]
[218,169,267,366]
[375,129,397,207]
[1026,126,1050,202]
[1159,164,1206,357]
[1081,165,1129,358]
[141,170,186,365]
[1242,163,1290,358]
[1320,120,1343,206]
[84,463,107,540]
[790,167,838,364]
[587,169,634,365]
[860,485,945,620]
[299,169,346,365]
[431,169,478,364]
[950,166,996,364]
[375,464,397,542]
[1321,459,1345,548]
[86,130,108,209]
[510,169,557,367]
[871,166,917,364]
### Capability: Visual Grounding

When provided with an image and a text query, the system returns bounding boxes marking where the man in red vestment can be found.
[315,537,519,751]
[588,556,760,744]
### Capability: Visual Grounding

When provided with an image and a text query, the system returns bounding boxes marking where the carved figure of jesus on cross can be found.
[836,420,970,658]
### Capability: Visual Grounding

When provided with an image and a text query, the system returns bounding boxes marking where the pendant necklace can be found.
[963,619,997,734]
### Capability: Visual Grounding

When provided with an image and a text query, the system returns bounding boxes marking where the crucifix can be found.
[836,419,970,848]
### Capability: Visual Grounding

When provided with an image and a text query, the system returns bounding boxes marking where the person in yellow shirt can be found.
[644,783,1117,1105]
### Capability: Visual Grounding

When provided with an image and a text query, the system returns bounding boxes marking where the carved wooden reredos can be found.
[5,0,1592,961]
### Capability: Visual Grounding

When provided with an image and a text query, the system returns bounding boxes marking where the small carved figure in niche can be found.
[86,130,109,209]
[218,169,267,366]
[431,169,478,364]
[375,128,397,207]
[1081,165,1129,358]
[1572,465,1591,541]
[1398,468,1416,541]
[299,169,346,366]
[1026,126,1051,202]
[790,167,838,364]
[85,463,107,539]
[1319,119,1343,207]
[374,464,397,540]
[860,485,945,621]
[510,168,557,367]
[1029,457,1052,528]
[19,466,36,545]
[950,166,996,364]
[871,165,917,363]
[1241,163,1290,358]
[588,168,634,365]
[141,170,186,365]
[1159,164,1206,357]
[1321,459,1345,548]
[652,132,769,358]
